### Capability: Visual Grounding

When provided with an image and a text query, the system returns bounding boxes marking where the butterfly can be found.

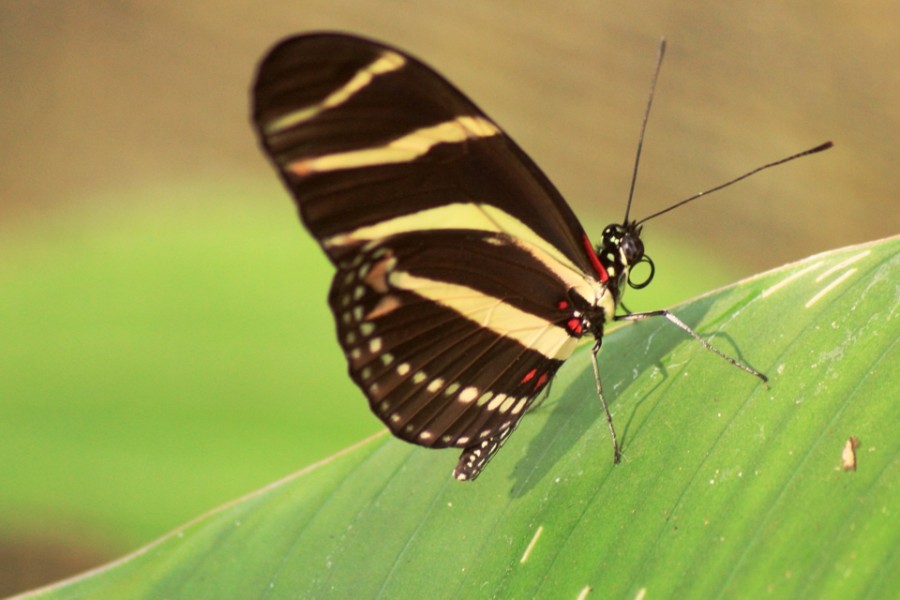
[251,33,831,481]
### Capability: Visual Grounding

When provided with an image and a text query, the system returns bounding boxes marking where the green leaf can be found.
[23,237,898,599]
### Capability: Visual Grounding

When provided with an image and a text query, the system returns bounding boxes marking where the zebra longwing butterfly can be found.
[251,33,831,481]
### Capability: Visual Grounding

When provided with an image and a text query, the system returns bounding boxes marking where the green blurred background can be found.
[1,1,897,595]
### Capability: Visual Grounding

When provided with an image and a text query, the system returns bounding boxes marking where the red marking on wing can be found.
[567,317,583,336]
[582,234,608,283]
[521,368,537,384]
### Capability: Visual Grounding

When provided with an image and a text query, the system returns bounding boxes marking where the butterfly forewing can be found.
[252,33,609,480]
[253,34,595,274]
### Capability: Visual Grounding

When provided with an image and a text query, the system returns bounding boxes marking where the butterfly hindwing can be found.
[328,229,584,450]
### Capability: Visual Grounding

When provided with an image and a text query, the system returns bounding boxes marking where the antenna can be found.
[623,38,667,224]
[636,141,834,225]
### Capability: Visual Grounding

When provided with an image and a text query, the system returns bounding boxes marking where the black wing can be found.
[252,33,608,480]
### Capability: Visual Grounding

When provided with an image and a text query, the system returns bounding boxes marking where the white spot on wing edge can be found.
[805,268,857,308]
[487,394,507,411]
[499,396,516,413]
[458,386,479,403]
[511,397,528,415]
[519,524,544,564]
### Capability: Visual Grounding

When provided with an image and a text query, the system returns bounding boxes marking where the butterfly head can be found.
[597,221,655,299]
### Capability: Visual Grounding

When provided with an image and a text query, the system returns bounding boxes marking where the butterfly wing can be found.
[252,33,608,480]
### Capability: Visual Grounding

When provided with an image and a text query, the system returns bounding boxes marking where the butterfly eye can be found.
[620,234,644,266]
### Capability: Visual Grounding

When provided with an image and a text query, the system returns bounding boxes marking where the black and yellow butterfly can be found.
[251,33,830,481]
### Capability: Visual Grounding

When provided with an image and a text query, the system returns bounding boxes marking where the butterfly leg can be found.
[591,341,622,464]
[615,309,768,383]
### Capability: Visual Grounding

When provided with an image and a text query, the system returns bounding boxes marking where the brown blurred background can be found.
[2,2,897,261]
[1,0,897,593]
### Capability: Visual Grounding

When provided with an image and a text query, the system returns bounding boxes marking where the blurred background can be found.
[1,1,897,594]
